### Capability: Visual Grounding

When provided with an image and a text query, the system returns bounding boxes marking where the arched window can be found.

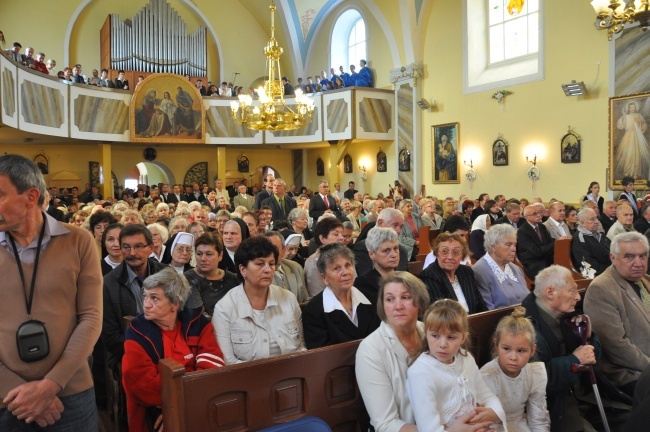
[331,9,366,75]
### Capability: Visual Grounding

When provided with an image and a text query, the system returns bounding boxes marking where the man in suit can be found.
[571,208,612,276]
[188,183,205,203]
[619,176,640,221]
[261,178,296,223]
[253,173,275,210]
[484,199,501,222]
[634,202,650,234]
[165,184,181,204]
[43,190,65,221]
[266,232,309,303]
[543,201,571,239]
[584,232,650,397]
[213,179,229,202]
[516,203,557,280]
[495,194,507,215]
[353,209,409,275]
[343,181,357,200]
[599,200,618,234]
[607,204,634,240]
[159,183,172,203]
[309,180,337,221]
[233,184,254,211]
[470,193,490,222]
[493,203,523,228]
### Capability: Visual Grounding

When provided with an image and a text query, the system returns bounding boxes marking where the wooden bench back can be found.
[160,340,369,432]
[408,260,425,276]
[468,306,516,367]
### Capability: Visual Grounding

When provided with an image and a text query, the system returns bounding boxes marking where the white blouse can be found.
[480,358,550,432]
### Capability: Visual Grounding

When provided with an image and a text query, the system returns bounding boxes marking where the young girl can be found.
[480,307,550,432]
[407,299,507,432]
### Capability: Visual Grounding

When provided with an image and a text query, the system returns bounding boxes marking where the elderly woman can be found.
[185,232,240,317]
[156,202,170,218]
[123,209,144,225]
[213,236,304,364]
[422,215,472,270]
[122,268,224,432]
[288,207,313,252]
[101,223,124,276]
[167,232,195,274]
[356,272,430,432]
[354,227,400,307]
[347,200,363,235]
[303,244,380,349]
[147,222,168,262]
[365,199,385,223]
[399,199,424,261]
[472,224,529,309]
[304,218,345,296]
[419,198,442,229]
[469,214,491,260]
[219,219,249,273]
[419,232,487,314]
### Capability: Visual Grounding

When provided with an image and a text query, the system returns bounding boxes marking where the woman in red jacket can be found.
[122,268,224,431]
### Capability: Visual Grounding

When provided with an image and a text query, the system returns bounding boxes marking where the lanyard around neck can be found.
[8,215,47,318]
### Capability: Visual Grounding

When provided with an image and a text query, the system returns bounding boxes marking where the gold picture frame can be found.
[432,122,460,184]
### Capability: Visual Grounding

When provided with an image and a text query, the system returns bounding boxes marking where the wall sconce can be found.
[464,159,477,182]
[561,81,587,96]
[525,155,541,181]
[417,98,436,110]
[359,164,368,181]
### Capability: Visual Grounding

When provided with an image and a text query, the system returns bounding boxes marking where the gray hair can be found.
[156,202,169,212]
[616,204,632,216]
[484,224,516,251]
[377,208,403,223]
[316,243,355,275]
[142,267,192,309]
[0,154,47,205]
[533,265,572,297]
[577,208,596,223]
[342,221,354,231]
[147,222,169,243]
[610,231,649,257]
[318,180,329,187]
[287,207,308,224]
[274,178,287,187]
[366,227,399,253]
[398,199,413,209]
[216,209,231,218]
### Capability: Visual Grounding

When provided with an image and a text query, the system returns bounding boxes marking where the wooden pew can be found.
[553,238,592,289]
[160,340,369,432]
[468,306,516,367]
[416,227,439,262]
[408,260,425,276]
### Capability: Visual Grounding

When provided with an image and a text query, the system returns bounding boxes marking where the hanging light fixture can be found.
[591,0,650,40]
[231,1,315,131]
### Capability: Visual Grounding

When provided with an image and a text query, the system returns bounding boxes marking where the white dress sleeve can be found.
[406,355,446,432]
[526,362,551,432]
[468,355,508,429]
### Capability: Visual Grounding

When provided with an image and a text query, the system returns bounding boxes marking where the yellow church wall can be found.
[419,1,611,202]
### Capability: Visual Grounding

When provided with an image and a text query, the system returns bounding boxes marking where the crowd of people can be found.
[3,153,650,431]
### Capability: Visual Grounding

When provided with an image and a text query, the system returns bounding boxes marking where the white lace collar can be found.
[485,253,519,284]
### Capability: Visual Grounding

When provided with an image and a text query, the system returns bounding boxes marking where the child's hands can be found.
[447,411,493,432]
[469,407,500,425]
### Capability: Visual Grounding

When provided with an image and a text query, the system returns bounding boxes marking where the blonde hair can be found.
[492,306,536,355]
[422,299,470,355]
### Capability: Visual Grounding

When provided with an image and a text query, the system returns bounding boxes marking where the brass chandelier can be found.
[591,0,650,40]
[231,1,314,131]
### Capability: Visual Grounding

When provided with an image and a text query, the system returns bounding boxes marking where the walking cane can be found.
[567,315,611,432]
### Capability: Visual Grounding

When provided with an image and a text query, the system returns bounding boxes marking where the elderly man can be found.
[523,265,601,432]
[353,208,409,275]
[265,231,309,303]
[309,180,338,221]
[0,155,102,429]
[584,232,650,397]
[233,184,254,211]
[494,202,523,228]
[634,202,650,234]
[572,208,612,276]
[261,178,297,223]
[544,201,571,239]
[517,203,562,280]
[607,204,634,240]
[599,200,618,234]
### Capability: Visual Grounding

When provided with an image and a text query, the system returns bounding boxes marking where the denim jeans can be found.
[0,387,99,431]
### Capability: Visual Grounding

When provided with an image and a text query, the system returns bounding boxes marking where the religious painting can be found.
[238,155,249,173]
[399,148,411,172]
[609,92,650,190]
[316,157,325,176]
[560,129,581,164]
[343,153,353,173]
[377,149,387,172]
[492,138,508,166]
[33,153,48,175]
[130,73,205,143]
[432,122,460,184]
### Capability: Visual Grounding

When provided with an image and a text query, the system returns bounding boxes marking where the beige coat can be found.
[583,265,650,387]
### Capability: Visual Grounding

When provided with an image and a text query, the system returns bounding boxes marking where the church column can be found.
[100,143,112,199]
[390,63,423,197]
[217,146,226,180]
[329,142,340,187]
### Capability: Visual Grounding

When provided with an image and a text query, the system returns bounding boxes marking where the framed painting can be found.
[492,138,508,166]
[377,149,387,172]
[560,130,581,163]
[432,122,460,184]
[399,148,411,172]
[609,92,650,190]
[130,73,205,143]
[316,157,325,176]
[343,153,353,173]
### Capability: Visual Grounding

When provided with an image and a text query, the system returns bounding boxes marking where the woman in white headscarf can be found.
[469,214,491,261]
[169,232,195,274]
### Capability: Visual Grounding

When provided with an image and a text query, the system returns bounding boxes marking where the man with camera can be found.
[0,154,102,429]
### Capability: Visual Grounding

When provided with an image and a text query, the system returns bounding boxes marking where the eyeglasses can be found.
[121,244,150,252]
[438,249,462,257]
[175,246,192,253]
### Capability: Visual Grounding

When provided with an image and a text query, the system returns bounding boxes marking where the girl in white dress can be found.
[480,307,550,432]
[407,299,507,432]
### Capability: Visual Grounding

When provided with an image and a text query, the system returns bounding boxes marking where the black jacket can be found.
[516,222,555,280]
[571,229,611,276]
[419,260,487,314]
[353,239,408,276]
